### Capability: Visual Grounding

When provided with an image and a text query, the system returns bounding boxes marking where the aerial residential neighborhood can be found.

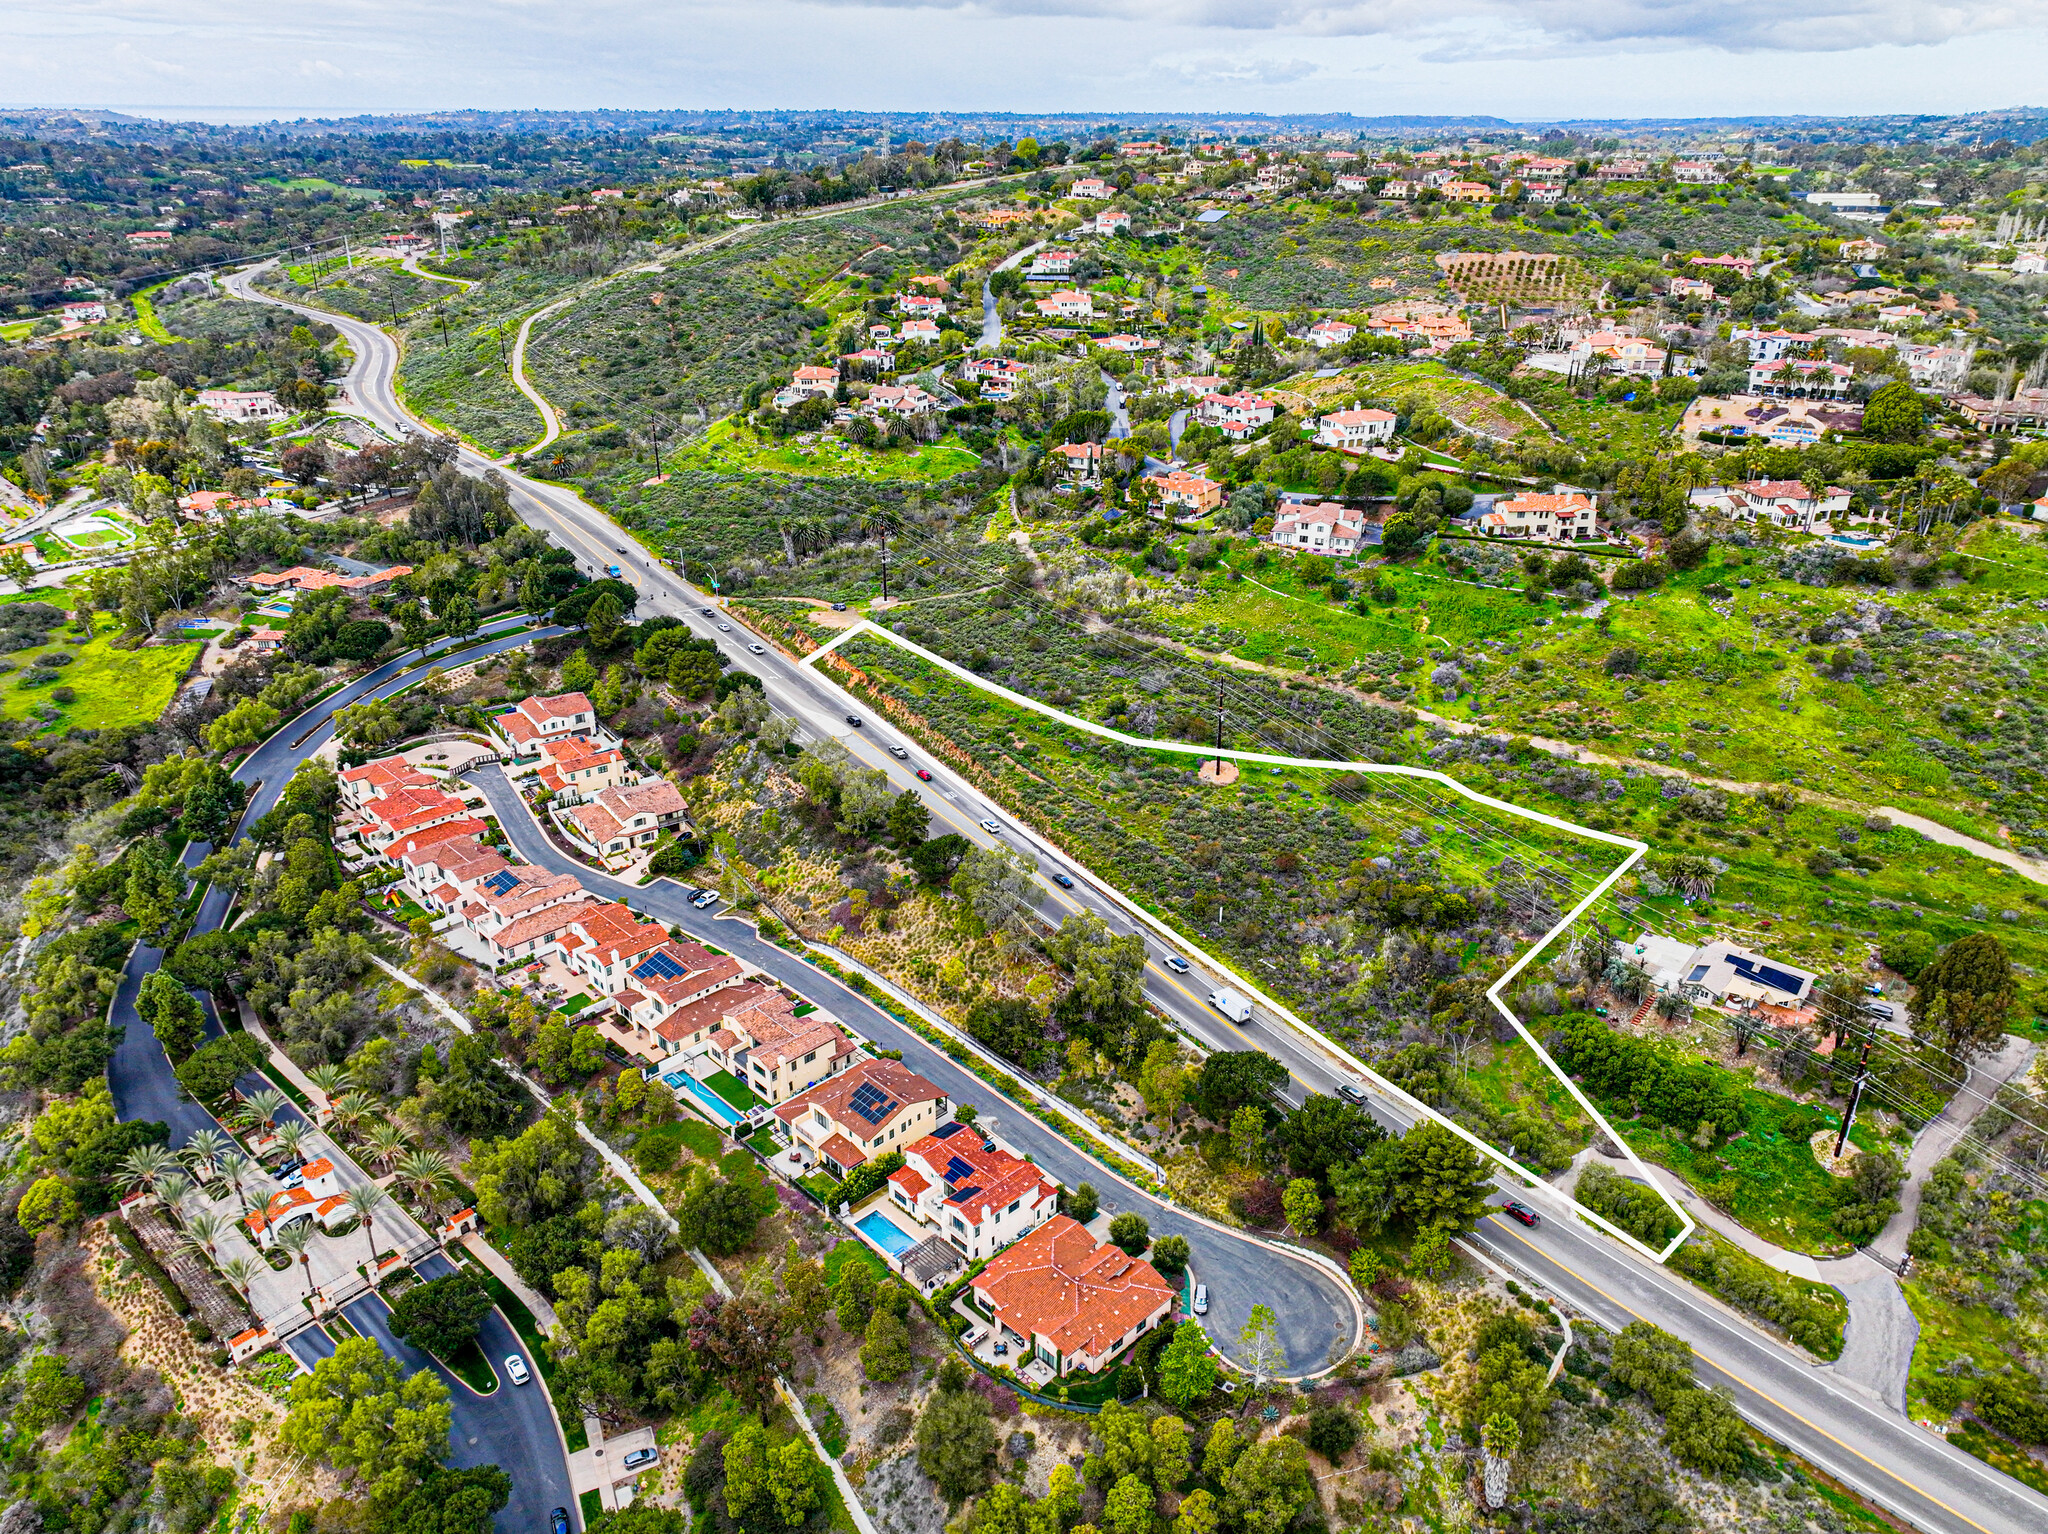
[4,56,2048,1534]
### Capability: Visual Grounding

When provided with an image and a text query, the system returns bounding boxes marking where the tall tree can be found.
[1911,933,2017,1066]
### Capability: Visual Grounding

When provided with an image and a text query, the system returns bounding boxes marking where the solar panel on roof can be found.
[944,1156,975,1184]
[633,950,687,981]
[481,870,521,896]
[848,1082,895,1124]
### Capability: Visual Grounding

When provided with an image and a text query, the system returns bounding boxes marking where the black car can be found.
[1051,872,1074,889]
[846,714,863,728]
[550,1510,571,1534]
[1500,1200,1540,1228]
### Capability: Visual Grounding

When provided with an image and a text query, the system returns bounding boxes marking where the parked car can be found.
[279,1172,304,1191]
[888,745,908,759]
[846,714,863,727]
[505,1354,529,1385]
[1192,1284,1209,1316]
[622,1447,659,1470]
[1163,956,1191,975]
[1865,1001,1895,1022]
[550,1509,571,1534]
[1336,1083,1369,1107]
[831,602,847,612]
[691,890,720,909]
[1500,1200,1540,1228]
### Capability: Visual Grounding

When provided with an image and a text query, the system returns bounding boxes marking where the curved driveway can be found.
[465,762,1355,1375]
[106,619,573,1534]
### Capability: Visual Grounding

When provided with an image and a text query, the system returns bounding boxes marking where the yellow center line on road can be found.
[1485,1222,1999,1534]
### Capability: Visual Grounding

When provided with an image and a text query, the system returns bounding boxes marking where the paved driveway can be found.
[467,762,1357,1375]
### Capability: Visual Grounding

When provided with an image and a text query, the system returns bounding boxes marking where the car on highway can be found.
[888,745,908,759]
[690,890,720,909]
[916,768,933,781]
[1337,1083,1370,1107]
[622,1447,659,1470]
[846,714,863,727]
[1499,1200,1541,1228]
[504,1354,529,1385]
[1051,872,1074,889]
[550,1509,571,1534]
[717,622,731,631]
[606,564,622,578]
[701,608,715,616]
[1163,956,1191,975]
[978,817,1001,832]
[748,643,765,654]
[1192,1284,1209,1316]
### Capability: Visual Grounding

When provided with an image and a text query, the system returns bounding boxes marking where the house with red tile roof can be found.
[970,1215,1176,1377]
[696,987,857,1106]
[771,1057,950,1176]
[1145,470,1223,513]
[558,900,674,991]
[477,896,614,965]
[558,779,688,859]
[1305,319,1357,349]
[246,564,413,596]
[1070,178,1112,200]
[340,757,437,811]
[1314,406,1396,452]
[1034,290,1094,320]
[1687,479,1850,532]
[490,692,601,762]
[1478,491,1599,543]
[886,1123,1058,1261]
[358,785,472,852]
[1270,500,1366,556]
[1052,440,1104,483]
[534,734,629,804]
[598,945,749,1057]
[1195,392,1277,440]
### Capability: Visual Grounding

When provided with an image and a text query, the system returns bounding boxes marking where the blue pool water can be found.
[665,1071,742,1128]
[856,1212,916,1256]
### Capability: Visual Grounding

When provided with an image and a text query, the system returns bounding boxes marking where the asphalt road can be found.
[285,1250,572,1534]
[104,620,575,1534]
[465,762,1356,1375]
[223,266,2048,1533]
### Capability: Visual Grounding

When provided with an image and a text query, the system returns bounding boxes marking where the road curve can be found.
[464,761,1357,1375]
[220,265,2048,1534]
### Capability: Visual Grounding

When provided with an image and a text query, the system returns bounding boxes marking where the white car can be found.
[1192,1284,1209,1316]
[505,1354,530,1385]
[888,745,908,759]
[717,622,731,631]
[748,643,765,654]
[978,817,1001,833]
[691,889,720,909]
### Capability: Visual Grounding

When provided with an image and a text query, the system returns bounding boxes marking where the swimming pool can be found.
[665,1071,743,1128]
[856,1211,917,1257]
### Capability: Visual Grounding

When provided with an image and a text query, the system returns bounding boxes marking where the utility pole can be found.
[649,412,663,477]
[1833,1014,1877,1160]
[1213,676,1225,774]
[438,302,450,350]
[879,535,889,602]
[343,233,353,270]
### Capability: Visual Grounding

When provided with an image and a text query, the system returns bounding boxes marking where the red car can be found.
[1499,1200,1540,1228]
[915,769,933,782]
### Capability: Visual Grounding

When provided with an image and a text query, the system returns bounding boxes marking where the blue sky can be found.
[10,0,2048,120]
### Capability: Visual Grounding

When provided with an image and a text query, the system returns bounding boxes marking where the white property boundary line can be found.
[805,619,1699,1266]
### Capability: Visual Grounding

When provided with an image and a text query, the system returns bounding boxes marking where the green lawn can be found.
[702,1068,762,1111]
[0,615,199,733]
[672,418,981,482]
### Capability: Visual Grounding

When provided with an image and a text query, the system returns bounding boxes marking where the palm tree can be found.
[183,1127,229,1186]
[359,1121,407,1174]
[273,1120,310,1166]
[218,1150,256,1213]
[181,1209,229,1263]
[118,1143,179,1196]
[156,1170,194,1214]
[344,1184,386,1271]
[239,1087,287,1135]
[220,1254,261,1301]
[394,1149,453,1217]
[277,1221,315,1301]
[305,1062,354,1103]
[328,1092,374,1140]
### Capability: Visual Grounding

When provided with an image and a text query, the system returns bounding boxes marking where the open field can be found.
[671,418,982,482]
[0,611,197,733]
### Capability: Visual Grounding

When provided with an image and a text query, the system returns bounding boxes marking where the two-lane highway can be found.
[222,266,2048,1533]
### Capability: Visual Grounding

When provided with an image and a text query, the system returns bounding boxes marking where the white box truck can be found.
[1207,989,1253,1024]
